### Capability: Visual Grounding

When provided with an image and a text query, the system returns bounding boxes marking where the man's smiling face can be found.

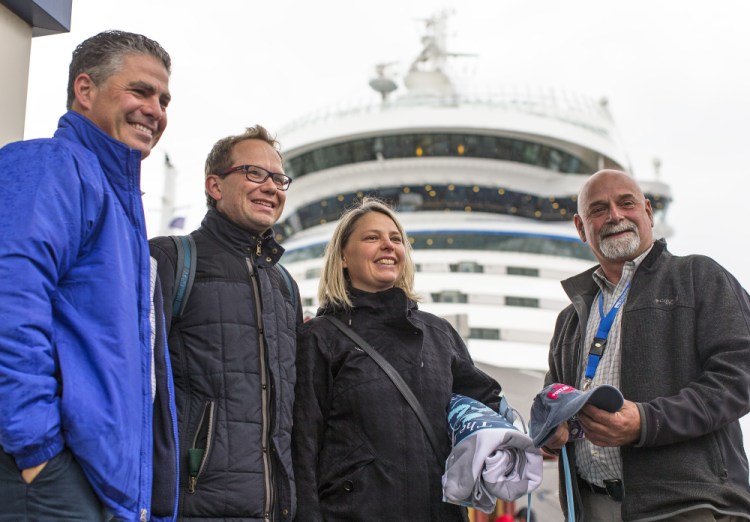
[207,139,286,234]
[77,53,170,159]
[575,170,654,266]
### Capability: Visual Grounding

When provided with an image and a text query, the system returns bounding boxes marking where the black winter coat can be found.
[293,287,502,521]
[150,210,302,521]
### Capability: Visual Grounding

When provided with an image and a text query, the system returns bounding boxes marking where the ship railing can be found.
[278,85,616,137]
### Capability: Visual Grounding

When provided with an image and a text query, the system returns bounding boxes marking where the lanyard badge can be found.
[582,282,631,390]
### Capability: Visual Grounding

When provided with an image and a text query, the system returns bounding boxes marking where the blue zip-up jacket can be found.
[0,111,177,522]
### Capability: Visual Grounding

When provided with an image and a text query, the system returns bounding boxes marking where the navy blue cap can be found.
[529,383,624,448]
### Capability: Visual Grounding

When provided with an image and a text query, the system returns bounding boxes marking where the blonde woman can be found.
[293,198,503,521]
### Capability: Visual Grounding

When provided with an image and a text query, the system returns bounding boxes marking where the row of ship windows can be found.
[302,263,540,279]
[283,232,596,264]
[276,185,668,242]
[466,327,550,344]
[284,132,593,178]
[302,294,540,308]
[298,300,529,343]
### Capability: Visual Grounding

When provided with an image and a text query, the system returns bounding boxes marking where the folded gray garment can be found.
[442,394,543,513]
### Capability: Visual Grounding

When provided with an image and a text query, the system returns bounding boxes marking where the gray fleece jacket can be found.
[547,239,750,521]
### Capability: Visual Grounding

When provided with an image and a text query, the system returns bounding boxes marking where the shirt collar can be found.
[592,243,654,292]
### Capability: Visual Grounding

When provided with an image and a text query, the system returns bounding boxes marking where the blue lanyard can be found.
[582,282,631,389]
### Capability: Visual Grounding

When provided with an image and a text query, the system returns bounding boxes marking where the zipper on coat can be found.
[246,258,275,520]
[187,400,216,494]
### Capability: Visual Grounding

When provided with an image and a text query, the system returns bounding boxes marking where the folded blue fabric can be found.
[442,394,542,513]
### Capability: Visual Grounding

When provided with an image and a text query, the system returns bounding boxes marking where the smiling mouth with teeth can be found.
[376,259,396,265]
[131,123,153,135]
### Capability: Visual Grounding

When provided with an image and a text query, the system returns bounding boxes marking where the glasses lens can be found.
[272,173,291,190]
[239,166,290,190]
[244,166,269,184]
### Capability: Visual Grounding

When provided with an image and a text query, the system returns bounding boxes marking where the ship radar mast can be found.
[368,10,472,102]
[404,11,457,97]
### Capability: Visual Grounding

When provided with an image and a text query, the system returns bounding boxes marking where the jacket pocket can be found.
[187,399,216,494]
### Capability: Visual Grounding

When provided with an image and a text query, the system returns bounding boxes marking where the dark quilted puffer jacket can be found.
[150,209,301,521]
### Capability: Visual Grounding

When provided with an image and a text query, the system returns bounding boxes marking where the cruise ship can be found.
[268,12,672,517]
[275,12,671,402]
[181,12,664,518]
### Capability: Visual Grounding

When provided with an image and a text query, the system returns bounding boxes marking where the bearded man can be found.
[540,170,750,521]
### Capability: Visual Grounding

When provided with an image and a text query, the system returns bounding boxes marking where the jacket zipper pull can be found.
[188,475,197,494]
[256,239,262,257]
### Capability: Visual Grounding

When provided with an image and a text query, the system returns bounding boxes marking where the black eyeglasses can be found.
[219,164,293,191]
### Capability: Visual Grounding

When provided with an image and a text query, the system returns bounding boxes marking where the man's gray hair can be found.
[66,30,171,110]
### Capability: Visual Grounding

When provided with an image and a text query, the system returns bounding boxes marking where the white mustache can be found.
[600,220,636,239]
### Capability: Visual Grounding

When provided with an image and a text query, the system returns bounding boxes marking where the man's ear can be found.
[645,198,654,228]
[205,175,222,202]
[574,214,586,243]
[72,73,96,112]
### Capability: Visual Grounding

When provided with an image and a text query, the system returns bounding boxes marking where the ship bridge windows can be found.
[274,184,669,244]
[428,291,542,309]
[285,132,593,179]
[469,328,500,340]
[467,327,550,344]
[450,261,484,273]
[506,296,540,308]
[408,232,597,260]
[282,230,597,264]
[431,291,468,303]
[507,266,540,277]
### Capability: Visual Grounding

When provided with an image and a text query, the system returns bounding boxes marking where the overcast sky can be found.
[24,0,750,287]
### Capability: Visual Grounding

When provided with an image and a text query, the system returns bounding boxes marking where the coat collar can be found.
[54,111,143,211]
[199,208,284,265]
[318,286,419,326]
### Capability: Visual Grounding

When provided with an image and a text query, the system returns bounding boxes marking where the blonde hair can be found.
[318,197,419,309]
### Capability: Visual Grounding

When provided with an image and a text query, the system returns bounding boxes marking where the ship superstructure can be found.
[275,13,671,414]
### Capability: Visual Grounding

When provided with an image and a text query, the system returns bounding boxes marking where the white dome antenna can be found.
[369,62,398,102]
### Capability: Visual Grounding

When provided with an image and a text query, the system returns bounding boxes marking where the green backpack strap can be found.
[274,262,297,311]
[170,235,197,320]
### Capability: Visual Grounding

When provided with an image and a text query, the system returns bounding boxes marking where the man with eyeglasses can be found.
[149,126,302,521]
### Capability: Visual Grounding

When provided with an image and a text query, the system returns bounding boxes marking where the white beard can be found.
[599,220,641,260]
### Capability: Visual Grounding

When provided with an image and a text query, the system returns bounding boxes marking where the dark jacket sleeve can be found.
[446,320,503,411]
[637,257,750,447]
[292,320,331,522]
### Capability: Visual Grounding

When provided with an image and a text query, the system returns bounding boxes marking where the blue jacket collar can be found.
[54,110,143,195]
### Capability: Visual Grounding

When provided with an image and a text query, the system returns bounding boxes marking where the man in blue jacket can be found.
[0,31,177,522]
